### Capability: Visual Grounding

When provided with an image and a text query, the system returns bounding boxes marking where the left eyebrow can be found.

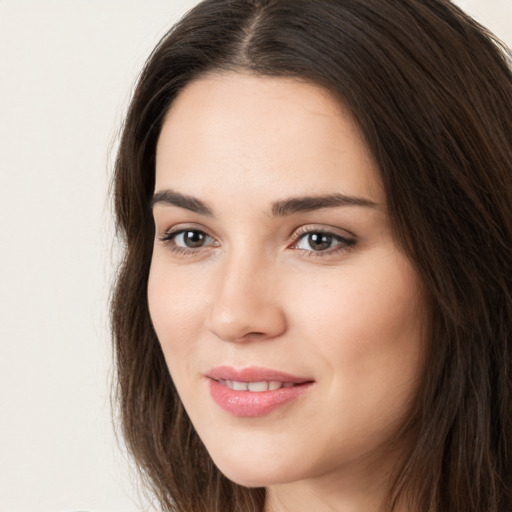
[271,193,378,216]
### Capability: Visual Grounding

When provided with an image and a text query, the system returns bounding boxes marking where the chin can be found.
[218,467,291,488]
[208,449,305,488]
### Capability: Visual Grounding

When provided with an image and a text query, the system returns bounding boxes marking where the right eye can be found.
[160,229,217,253]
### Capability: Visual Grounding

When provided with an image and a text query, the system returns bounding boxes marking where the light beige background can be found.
[0,1,510,511]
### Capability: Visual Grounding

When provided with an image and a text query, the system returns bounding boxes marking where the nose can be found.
[205,253,287,343]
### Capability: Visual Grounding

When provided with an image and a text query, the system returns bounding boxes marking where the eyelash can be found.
[159,228,217,255]
[290,226,356,257]
[158,226,356,258]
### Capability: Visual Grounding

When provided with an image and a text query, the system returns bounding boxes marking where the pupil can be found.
[309,233,331,251]
[185,231,205,247]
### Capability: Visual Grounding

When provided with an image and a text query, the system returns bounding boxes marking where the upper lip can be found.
[206,365,314,383]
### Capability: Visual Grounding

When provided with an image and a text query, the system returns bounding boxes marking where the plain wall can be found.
[0,1,510,511]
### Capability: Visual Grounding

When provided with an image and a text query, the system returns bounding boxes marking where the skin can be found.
[148,73,426,512]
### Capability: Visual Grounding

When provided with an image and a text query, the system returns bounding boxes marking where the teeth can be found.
[218,379,295,392]
[232,380,248,391]
[247,381,268,392]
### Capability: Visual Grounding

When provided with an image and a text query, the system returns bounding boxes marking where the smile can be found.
[207,366,314,417]
[217,379,296,391]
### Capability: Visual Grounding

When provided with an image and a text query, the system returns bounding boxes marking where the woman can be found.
[111,0,512,510]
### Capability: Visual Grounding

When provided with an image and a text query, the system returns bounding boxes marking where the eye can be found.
[160,228,217,250]
[174,230,213,248]
[292,228,356,255]
[296,232,338,251]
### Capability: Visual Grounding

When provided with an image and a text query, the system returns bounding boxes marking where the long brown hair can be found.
[111,1,512,510]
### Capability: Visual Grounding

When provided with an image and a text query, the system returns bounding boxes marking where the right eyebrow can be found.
[150,189,214,216]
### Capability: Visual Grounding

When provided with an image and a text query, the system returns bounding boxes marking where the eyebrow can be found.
[150,189,214,216]
[150,189,378,217]
[271,193,378,216]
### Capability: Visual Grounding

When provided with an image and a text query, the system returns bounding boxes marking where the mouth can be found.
[206,366,314,417]
[216,379,297,391]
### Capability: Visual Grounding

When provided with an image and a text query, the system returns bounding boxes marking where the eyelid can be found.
[292,224,357,239]
[158,222,215,239]
[167,230,216,246]
[289,225,357,256]
[156,222,356,259]
[290,224,356,242]
[160,227,212,241]
[158,223,219,251]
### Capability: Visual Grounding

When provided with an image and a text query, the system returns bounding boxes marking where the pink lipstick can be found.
[207,366,314,417]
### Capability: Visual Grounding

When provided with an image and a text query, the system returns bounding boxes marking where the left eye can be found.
[294,231,351,252]
[169,229,215,248]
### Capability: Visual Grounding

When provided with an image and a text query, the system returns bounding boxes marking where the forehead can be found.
[155,72,382,205]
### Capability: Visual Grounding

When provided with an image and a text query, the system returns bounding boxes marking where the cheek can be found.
[292,258,423,344]
[289,250,426,401]
[147,257,207,374]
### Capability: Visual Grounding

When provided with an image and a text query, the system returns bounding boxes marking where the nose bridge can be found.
[206,247,286,342]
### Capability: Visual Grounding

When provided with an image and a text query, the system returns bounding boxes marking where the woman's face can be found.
[148,73,426,497]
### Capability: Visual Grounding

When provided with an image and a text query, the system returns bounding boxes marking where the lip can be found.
[206,366,314,417]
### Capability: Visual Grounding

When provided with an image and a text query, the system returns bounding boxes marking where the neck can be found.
[264,450,407,512]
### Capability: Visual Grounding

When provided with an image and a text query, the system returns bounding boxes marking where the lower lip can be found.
[208,379,313,417]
